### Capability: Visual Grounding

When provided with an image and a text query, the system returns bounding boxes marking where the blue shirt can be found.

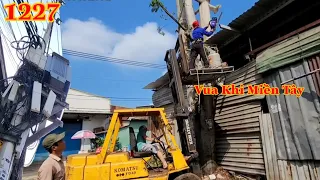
[192,27,214,40]
[136,130,147,151]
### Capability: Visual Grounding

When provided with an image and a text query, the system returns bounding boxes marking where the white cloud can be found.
[61,18,176,65]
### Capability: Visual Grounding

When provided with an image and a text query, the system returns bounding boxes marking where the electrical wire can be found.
[10,35,46,61]
[62,49,167,69]
[67,98,151,102]
[68,93,151,100]
[72,76,149,83]
[0,0,18,41]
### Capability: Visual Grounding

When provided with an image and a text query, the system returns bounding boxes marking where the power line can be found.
[62,49,167,69]
[67,93,151,100]
[72,76,149,83]
[67,98,151,102]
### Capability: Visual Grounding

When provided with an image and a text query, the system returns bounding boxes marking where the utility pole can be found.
[0,4,71,179]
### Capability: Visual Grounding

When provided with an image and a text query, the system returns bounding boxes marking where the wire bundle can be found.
[63,49,167,69]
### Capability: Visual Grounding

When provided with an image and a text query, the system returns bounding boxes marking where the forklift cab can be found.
[66,108,190,180]
[129,126,154,158]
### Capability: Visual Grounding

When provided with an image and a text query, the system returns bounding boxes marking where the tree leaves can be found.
[149,0,163,13]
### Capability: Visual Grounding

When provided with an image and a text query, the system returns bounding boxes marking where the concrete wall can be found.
[66,89,111,114]
[81,114,108,152]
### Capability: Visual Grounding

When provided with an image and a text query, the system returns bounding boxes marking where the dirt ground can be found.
[22,162,42,180]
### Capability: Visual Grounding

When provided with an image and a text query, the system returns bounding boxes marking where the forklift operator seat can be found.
[129,127,154,158]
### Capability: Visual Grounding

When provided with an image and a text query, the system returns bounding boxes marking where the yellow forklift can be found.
[65,108,201,180]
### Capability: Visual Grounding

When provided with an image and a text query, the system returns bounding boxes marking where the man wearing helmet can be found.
[189,20,214,69]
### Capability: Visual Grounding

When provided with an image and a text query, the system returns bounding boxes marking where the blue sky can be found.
[60,0,258,108]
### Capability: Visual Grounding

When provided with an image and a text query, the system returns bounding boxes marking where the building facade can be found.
[33,88,112,162]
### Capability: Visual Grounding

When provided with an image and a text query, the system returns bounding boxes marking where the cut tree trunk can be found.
[181,0,218,176]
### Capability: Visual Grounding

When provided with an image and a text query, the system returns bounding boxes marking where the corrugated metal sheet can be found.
[152,86,188,108]
[215,101,265,175]
[256,25,320,74]
[214,60,267,175]
[207,0,294,46]
[265,59,320,160]
[216,60,264,108]
[308,54,320,97]
[260,113,320,180]
[152,87,174,107]
[144,73,170,90]
[162,103,175,120]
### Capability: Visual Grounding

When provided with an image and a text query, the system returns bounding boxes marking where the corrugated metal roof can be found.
[65,89,111,114]
[256,25,320,73]
[144,0,295,90]
[69,88,110,100]
[207,0,295,46]
[143,73,170,90]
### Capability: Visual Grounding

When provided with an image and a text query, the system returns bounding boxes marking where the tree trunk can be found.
[180,0,218,176]
[184,0,196,27]
[198,0,211,41]
[199,93,217,174]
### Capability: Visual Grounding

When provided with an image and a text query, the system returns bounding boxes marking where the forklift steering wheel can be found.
[152,133,163,141]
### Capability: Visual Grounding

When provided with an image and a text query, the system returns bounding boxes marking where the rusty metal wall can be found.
[162,103,175,120]
[260,113,320,180]
[152,86,188,108]
[215,60,265,175]
[308,54,320,97]
[215,101,265,175]
[152,87,174,107]
[216,60,265,108]
[264,59,320,160]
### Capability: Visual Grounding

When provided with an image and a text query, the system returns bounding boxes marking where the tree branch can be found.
[209,4,222,14]
[194,0,206,3]
[194,9,199,15]
[150,0,188,31]
[158,3,187,31]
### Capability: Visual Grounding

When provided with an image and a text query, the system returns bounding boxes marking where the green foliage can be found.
[146,154,163,168]
[115,137,122,151]
[157,27,165,36]
[149,0,163,13]
[91,137,104,149]
[91,137,122,151]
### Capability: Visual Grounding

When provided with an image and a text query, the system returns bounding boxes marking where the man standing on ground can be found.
[38,132,66,180]
[189,20,215,69]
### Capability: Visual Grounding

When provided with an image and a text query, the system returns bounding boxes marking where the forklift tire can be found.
[173,173,201,180]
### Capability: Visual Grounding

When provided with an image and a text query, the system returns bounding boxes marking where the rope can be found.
[196,68,200,110]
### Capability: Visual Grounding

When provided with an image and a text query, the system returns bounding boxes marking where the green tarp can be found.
[256,25,320,73]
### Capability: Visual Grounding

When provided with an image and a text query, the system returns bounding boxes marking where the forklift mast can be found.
[164,49,201,175]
